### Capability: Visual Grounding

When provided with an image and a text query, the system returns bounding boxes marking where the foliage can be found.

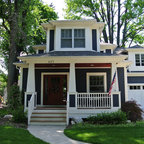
[0,126,48,144]
[0,108,11,118]
[8,84,22,109]
[64,0,144,47]
[64,122,144,144]
[0,69,7,97]
[121,100,143,122]
[12,106,27,123]
[83,110,127,124]
[0,0,58,98]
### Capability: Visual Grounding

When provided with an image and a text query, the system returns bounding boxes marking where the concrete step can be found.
[31,116,66,121]
[30,121,66,126]
[30,108,67,126]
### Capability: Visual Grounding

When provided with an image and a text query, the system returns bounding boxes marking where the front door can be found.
[43,75,67,105]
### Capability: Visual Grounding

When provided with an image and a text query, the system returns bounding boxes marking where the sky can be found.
[42,0,66,19]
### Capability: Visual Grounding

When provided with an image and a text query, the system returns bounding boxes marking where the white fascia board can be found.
[18,55,128,64]
[126,48,144,52]
[127,72,144,76]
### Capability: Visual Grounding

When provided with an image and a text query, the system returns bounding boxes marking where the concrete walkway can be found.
[28,125,88,144]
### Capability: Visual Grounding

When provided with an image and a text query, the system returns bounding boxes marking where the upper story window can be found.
[135,54,144,66]
[61,29,85,48]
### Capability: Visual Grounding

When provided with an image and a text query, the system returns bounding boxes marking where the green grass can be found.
[0,125,49,144]
[64,122,144,144]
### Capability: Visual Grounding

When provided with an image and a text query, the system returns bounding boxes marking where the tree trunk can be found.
[117,0,121,47]
[7,13,19,96]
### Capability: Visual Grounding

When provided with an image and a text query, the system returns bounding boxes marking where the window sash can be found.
[61,29,85,48]
[135,54,144,66]
[89,76,104,93]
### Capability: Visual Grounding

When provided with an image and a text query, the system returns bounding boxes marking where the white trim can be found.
[46,30,50,52]
[19,67,23,91]
[41,72,69,105]
[86,73,107,93]
[124,67,128,101]
[127,72,144,76]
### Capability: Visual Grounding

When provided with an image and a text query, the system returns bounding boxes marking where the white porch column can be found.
[19,67,23,91]
[26,63,35,92]
[46,29,49,53]
[69,62,76,93]
[111,63,119,91]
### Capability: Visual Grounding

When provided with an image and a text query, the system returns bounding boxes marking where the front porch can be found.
[25,91,121,125]
[19,55,128,125]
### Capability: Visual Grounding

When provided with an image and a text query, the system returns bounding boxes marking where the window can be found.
[87,73,106,93]
[135,54,144,66]
[61,29,85,48]
[129,85,141,90]
[61,29,72,48]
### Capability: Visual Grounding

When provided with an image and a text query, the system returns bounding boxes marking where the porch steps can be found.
[30,108,67,126]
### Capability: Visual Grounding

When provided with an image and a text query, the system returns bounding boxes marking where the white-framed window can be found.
[135,54,144,66]
[87,73,107,93]
[61,29,85,48]
[129,85,141,90]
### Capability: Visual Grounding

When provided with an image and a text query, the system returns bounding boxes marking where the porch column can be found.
[26,63,35,92]
[19,67,23,91]
[69,62,76,92]
[111,63,119,91]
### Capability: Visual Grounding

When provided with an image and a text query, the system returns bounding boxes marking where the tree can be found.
[0,0,57,101]
[64,0,144,47]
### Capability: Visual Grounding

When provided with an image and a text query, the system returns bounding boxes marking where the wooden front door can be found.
[43,75,67,105]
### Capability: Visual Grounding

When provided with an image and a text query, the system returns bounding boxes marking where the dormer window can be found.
[135,54,144,66]
[61,29,85,48]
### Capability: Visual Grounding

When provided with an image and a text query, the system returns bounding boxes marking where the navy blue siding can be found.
[113,94,119,107]
[69,94,75,107]
[27,94,32,107]
[49,30,54,51]
[92,29,97,51]
[128,76,144,83]
[106,49,111,54]
[38,50,44,54]
[35,69,69,105]
[117,68,125,103]
[76,69,111,92]
[22,68,28,92]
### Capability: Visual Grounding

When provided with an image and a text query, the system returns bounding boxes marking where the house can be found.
[14,19,130,125]
[125,45,144,110]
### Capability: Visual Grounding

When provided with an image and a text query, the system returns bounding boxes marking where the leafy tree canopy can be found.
[64,0,144,47]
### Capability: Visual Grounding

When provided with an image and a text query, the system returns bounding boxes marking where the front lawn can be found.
[64,122,144,144]
[0,125,48,144]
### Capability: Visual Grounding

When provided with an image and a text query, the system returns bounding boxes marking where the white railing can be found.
[77,93,111,109]
[28,92,37,125]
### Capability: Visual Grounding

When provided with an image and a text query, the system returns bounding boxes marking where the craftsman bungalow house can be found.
[14,19,130,125]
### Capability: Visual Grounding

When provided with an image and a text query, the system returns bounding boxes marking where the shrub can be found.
[12,106,27,123]
[121,100,143,122]
[84,110,127,125]
[0,108,12,118]
[8,84,22,109]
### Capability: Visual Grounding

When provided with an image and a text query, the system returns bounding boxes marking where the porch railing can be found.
[77,93,111,109]
[26,92,37,124]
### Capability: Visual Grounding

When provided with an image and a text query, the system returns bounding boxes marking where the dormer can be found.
[41,19,105,52]
[100,43,117,54]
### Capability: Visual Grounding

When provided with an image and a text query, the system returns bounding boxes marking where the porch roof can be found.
[19,51,114,58]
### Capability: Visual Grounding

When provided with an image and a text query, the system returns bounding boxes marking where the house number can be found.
[48,60,54,63]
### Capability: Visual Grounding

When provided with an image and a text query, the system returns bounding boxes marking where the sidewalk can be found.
[28,125,88,144]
